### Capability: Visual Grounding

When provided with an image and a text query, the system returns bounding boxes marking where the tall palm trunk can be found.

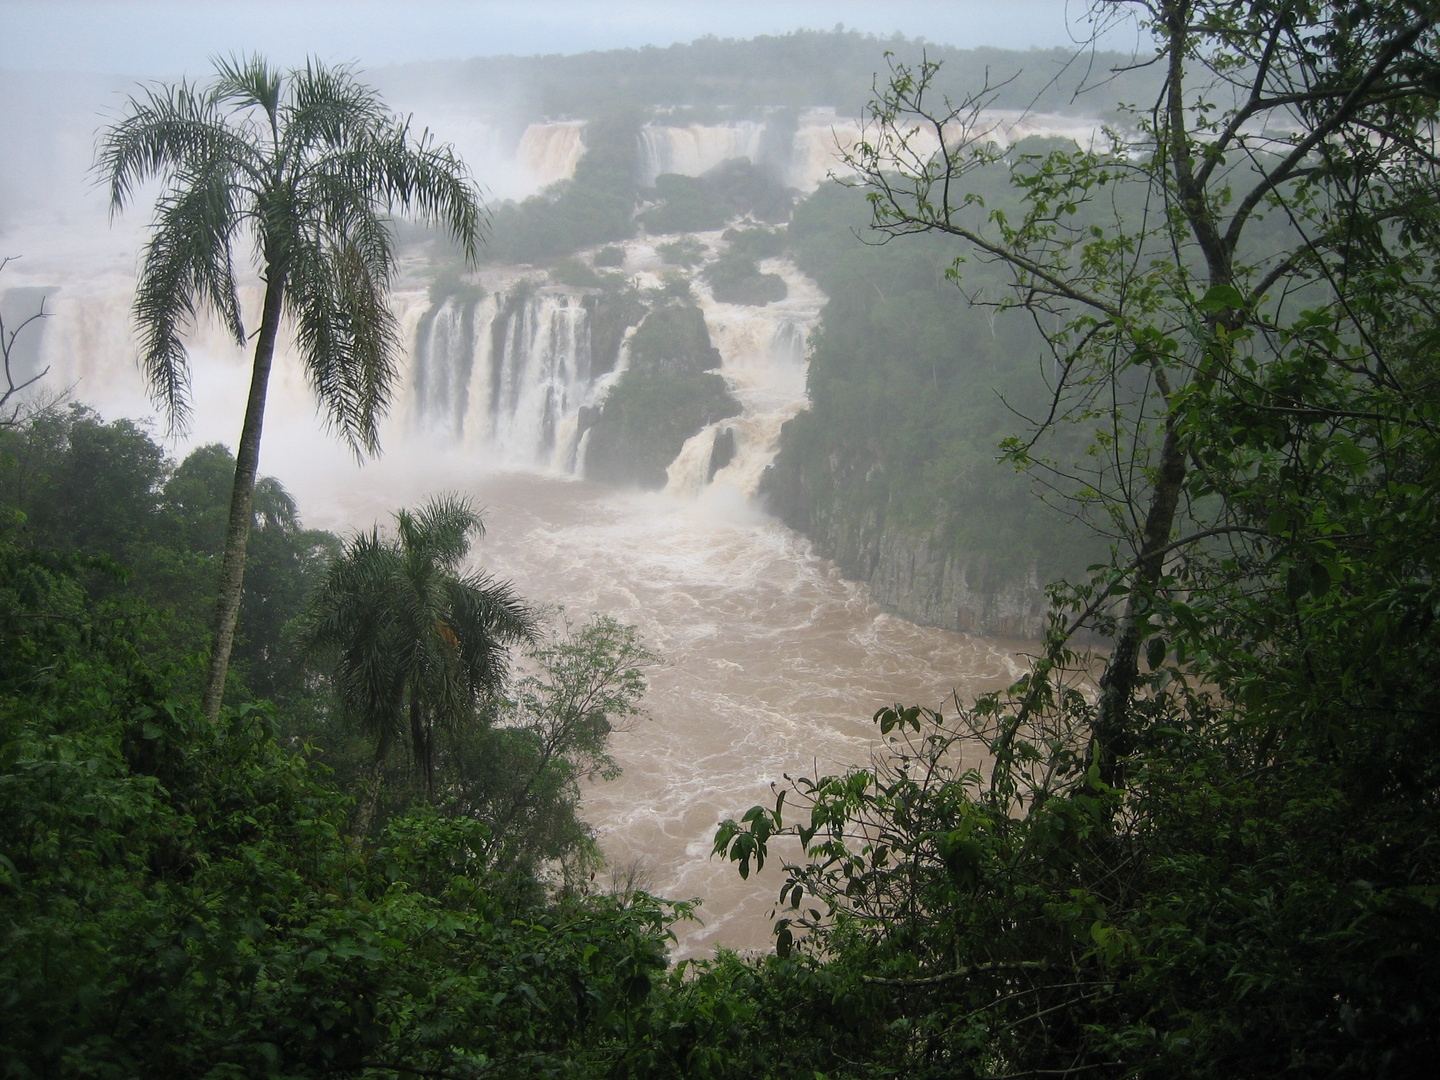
[409,692,435,798]
[203,273,285,724]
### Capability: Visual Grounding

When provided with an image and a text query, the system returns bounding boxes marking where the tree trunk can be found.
[1089,418,1188,788]
[202,273,285,725]
[352,763,384,840]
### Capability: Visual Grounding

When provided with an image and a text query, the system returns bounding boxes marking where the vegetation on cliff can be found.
[382,28,1160,123]
[763,172,1104,632]
[583,305,740,489]
[718,2,1440,1075]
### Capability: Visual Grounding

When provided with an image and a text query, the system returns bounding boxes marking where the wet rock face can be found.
[626,304,724,375]
[760,427,1052,640]
[582,305,740,490]
[707,425,737,482]
[582,371,740,490]
[582,290,648,377]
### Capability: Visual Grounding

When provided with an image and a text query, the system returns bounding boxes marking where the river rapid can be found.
[298,454,1032,956]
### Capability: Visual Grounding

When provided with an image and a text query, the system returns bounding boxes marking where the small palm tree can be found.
[301,495,536,799]
[96,55,484,722]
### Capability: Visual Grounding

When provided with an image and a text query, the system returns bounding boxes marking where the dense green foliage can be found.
[766,175,1101,588]
[300,496,536,800]
[10,14,1440,1078]
[486,134,795,265]
[625,305,722,373]
[700,228,788,306]
[0,548,682,1077]
[639,160,793,236]
[716,2,1440,1076]
[485,111,645,264]
[0,405,336,703]
[0,401,698,1077]
[579,303,741,489]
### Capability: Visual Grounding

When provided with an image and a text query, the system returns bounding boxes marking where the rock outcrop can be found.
[761,421,1053,640]
[581,305,741,489]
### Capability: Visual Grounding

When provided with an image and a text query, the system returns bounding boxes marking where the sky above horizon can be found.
[0,1,1142,77]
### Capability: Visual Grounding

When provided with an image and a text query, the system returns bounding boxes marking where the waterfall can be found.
[515,121,587,190]
[663,259,821,499]
[369,111,585,200]
[637,122,767,186]
[484,290,595,468]
[785,107,1107,192]
[410,284,618,472]
[407,250,825,496]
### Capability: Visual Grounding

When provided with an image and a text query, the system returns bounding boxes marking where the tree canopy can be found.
[96,54,485,724]
[300,496,535,799]
[717,1,1440,1074]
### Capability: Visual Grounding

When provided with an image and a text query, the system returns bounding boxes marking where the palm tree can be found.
[301,495,536,799]
[96,55,484,723]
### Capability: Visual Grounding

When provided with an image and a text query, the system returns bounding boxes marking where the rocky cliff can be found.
[581,304,741,489]
[761,421,1055,641]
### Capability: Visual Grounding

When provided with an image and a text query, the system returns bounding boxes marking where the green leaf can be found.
[1196,284,1245,312]
[775,920,794,958]
[1146,635,1167,672]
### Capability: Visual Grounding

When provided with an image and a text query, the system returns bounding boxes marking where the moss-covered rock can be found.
[627,304,722,374]
[580,302,737,488]
[582,370,741,489]
[706,252,787,306]
[582,288,649,377]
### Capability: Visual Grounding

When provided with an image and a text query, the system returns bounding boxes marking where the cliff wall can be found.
[761,422,1054,641]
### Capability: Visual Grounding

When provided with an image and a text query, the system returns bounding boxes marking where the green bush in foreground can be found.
[0,539,686,1078]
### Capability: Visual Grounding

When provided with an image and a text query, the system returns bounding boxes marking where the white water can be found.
[377,111,587,200]
[638,122,768,187]
[631,108,1107,195]
[412,287,604,469]
[664,258,818,498]
[404,235,824,504]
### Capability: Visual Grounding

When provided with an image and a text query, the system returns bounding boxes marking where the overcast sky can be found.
[0,1,1139,77]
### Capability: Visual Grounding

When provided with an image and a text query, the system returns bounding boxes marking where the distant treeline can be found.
[377,29,1160,124]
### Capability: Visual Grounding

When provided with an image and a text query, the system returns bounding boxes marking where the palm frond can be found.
[302,526,408,752]
[446,571,539,694]
[287,233,401,456]
[253,475,299,531]
[403,494,485,571]
[95,79,256,214]
[131,163,248,430]
[210,54,282,130]
[371,121,486,264]
[285,58,388,150]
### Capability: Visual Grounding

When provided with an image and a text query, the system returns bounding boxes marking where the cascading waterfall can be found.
[411,292,485,442]
[484,290,596,469]
[637,123,767,186]
[406,249,824,494]
[411,286,618,472]
[664,263,820,498]
[515,121,587,190]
